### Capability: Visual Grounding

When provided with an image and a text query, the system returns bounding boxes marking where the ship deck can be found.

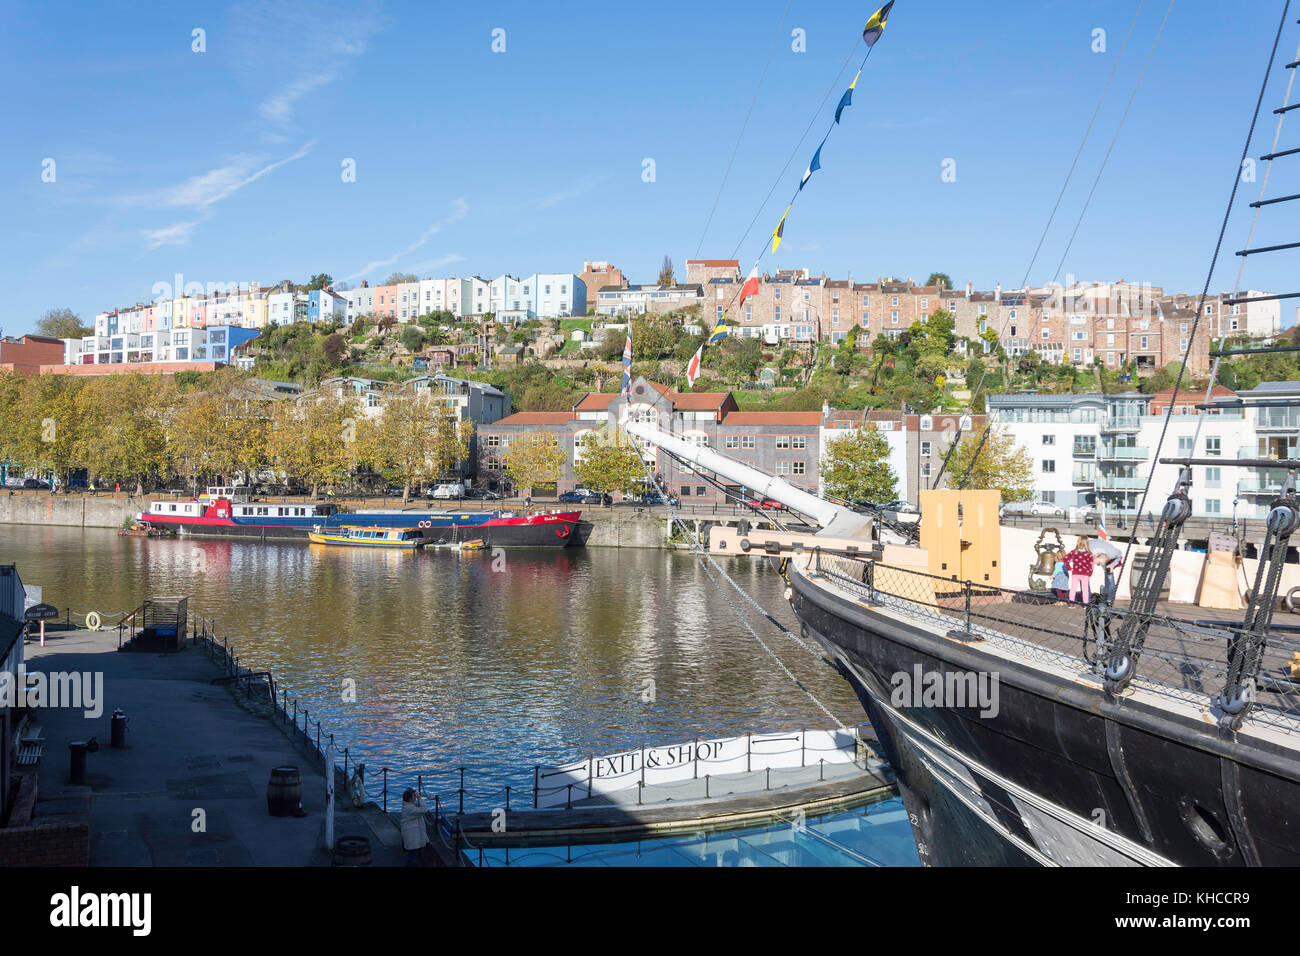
[813,556,1300,727]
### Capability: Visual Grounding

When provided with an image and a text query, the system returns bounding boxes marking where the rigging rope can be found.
[624,430,850,731]
[955,0,1151,487]
[1049,0,1176,285]
[1119,0,1293,577]
[693,0,794,259]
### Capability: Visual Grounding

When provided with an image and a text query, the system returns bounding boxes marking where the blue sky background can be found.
[2,0,1297,334]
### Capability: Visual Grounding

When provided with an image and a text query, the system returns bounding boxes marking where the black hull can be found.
[789,563,1300,867]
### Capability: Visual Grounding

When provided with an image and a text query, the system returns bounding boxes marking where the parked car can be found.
[428,482,467,500]
[21,479,51,490]
[464,488,502,501]
[1003,500,1065,517]
[881,499,921,524]
[637,492,680,507]
[558,490,603,504]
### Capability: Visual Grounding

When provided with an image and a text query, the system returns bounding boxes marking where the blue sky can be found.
[2,0,1297,334]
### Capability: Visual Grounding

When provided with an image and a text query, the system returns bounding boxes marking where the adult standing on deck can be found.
[400,788,431,865]
[1065,537,1095,604]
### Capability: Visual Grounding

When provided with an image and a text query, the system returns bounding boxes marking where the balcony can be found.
[1072,442,1097,458]
[1071,467,1096,485]
[1256,413,1300,433]
[1096,446,1148,461]
[1095,476,1147,491]
[1237,479,1286,496]
[1099,418,1141,433]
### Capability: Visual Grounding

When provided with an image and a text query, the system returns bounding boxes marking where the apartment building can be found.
[477,378,823,499]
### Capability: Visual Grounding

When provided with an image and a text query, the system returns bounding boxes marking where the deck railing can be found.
[810,551,1300,732]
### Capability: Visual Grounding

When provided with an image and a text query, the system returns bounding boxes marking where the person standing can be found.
[1065,537,1095,604]
[400,788,431,866]
[1051,549,1069,600]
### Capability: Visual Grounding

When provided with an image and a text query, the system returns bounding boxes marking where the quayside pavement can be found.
[23,628,408,866]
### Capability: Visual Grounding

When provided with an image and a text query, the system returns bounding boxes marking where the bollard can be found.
[110,709,127,749]
[68,738,100,785]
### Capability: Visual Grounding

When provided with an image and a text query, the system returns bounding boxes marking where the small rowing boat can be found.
[307,525,426,549]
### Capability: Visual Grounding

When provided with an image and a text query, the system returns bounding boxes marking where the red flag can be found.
[737,266,759,310]
[686,344,704,387]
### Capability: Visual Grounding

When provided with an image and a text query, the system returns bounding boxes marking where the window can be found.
[891,311,899,324]
[776,461,791,475]
[1205,499,1221,514]
[891,296,899,306]
[725,436,739,449]
[1042,435,1055,446]
[921,440,932,457]
[1042,460,1056,473]
[1178,436,1193,453]
[1206,467,1221,489]
[791,436,806,449]
[776,436,790,449]
[1206,437,1221,457]
[792,461,805,475]
[741,436,755,449]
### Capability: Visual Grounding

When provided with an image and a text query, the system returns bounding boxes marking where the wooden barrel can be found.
[333,835,372,867]
[267,766,302,817]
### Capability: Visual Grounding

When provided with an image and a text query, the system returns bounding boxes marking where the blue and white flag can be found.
[799,143,823,190]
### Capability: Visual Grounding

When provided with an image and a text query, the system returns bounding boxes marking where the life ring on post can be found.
[86,611,102,631]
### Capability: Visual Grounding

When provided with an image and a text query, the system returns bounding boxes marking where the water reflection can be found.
[1,527,863,800]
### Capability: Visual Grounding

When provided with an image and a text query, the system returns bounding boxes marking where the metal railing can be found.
[809,551,1300,732]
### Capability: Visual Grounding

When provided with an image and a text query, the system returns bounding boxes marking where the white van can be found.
[429,481,466,500]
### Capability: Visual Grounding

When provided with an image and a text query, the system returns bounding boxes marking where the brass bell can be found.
[1033,550,1057,576]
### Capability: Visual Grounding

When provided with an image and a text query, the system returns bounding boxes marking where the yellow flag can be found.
[772,206,790,254]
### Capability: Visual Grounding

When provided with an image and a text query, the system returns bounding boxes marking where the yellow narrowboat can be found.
[307,525,427,549]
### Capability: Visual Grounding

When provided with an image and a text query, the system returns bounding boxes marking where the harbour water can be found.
[2,526,864,805]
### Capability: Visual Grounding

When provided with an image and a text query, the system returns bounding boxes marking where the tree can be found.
[399,325,426,353]
[73,374,174,494]
[306,274,333,291]
[658,256,675,286]
[322,333,349,365]
[384,272,419,285]
[926,272,953,290]
[821,427,898,503]
[267,392,360,496]
[36,308,92,339]
[574,430,644,496]
[357,392,471,502]
[944,425,1034,502]
[166,368,271,489]
[502,431,566,493]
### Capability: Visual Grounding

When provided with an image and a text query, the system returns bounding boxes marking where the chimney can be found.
[966,281,972,296]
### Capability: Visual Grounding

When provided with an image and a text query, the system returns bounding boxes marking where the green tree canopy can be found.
[574,431,644,495]
[945,425,1034,502]
[821,427,898,503]
[36,308,92,339]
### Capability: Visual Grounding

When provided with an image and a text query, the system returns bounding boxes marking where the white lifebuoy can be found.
[1287,586,1300,614]
[85,611,102,631]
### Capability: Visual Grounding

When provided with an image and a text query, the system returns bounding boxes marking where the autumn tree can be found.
[7,374,84,488]
[657,256,675,286]
[73,374,174,494]
[574,430,645,496]
[821,427,898,503]
[267,392,361,496]
[167,368,271,489]
[357,391,472,502]
[502,431,566,494]
[945,425,1034,502]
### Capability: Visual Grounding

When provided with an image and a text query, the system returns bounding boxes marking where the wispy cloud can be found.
[149,142,316,208]
[344,199,470,280]
[232,1,384,132]
[537,173,607,210]
[141,220,202,250]
[408,253,467,274]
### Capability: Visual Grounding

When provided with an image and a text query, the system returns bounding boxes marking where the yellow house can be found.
[244,293,269,329]
[172,296,193,329]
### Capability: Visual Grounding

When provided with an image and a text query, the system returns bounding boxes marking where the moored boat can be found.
[136,487,582,547]
[307,525,427,549]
